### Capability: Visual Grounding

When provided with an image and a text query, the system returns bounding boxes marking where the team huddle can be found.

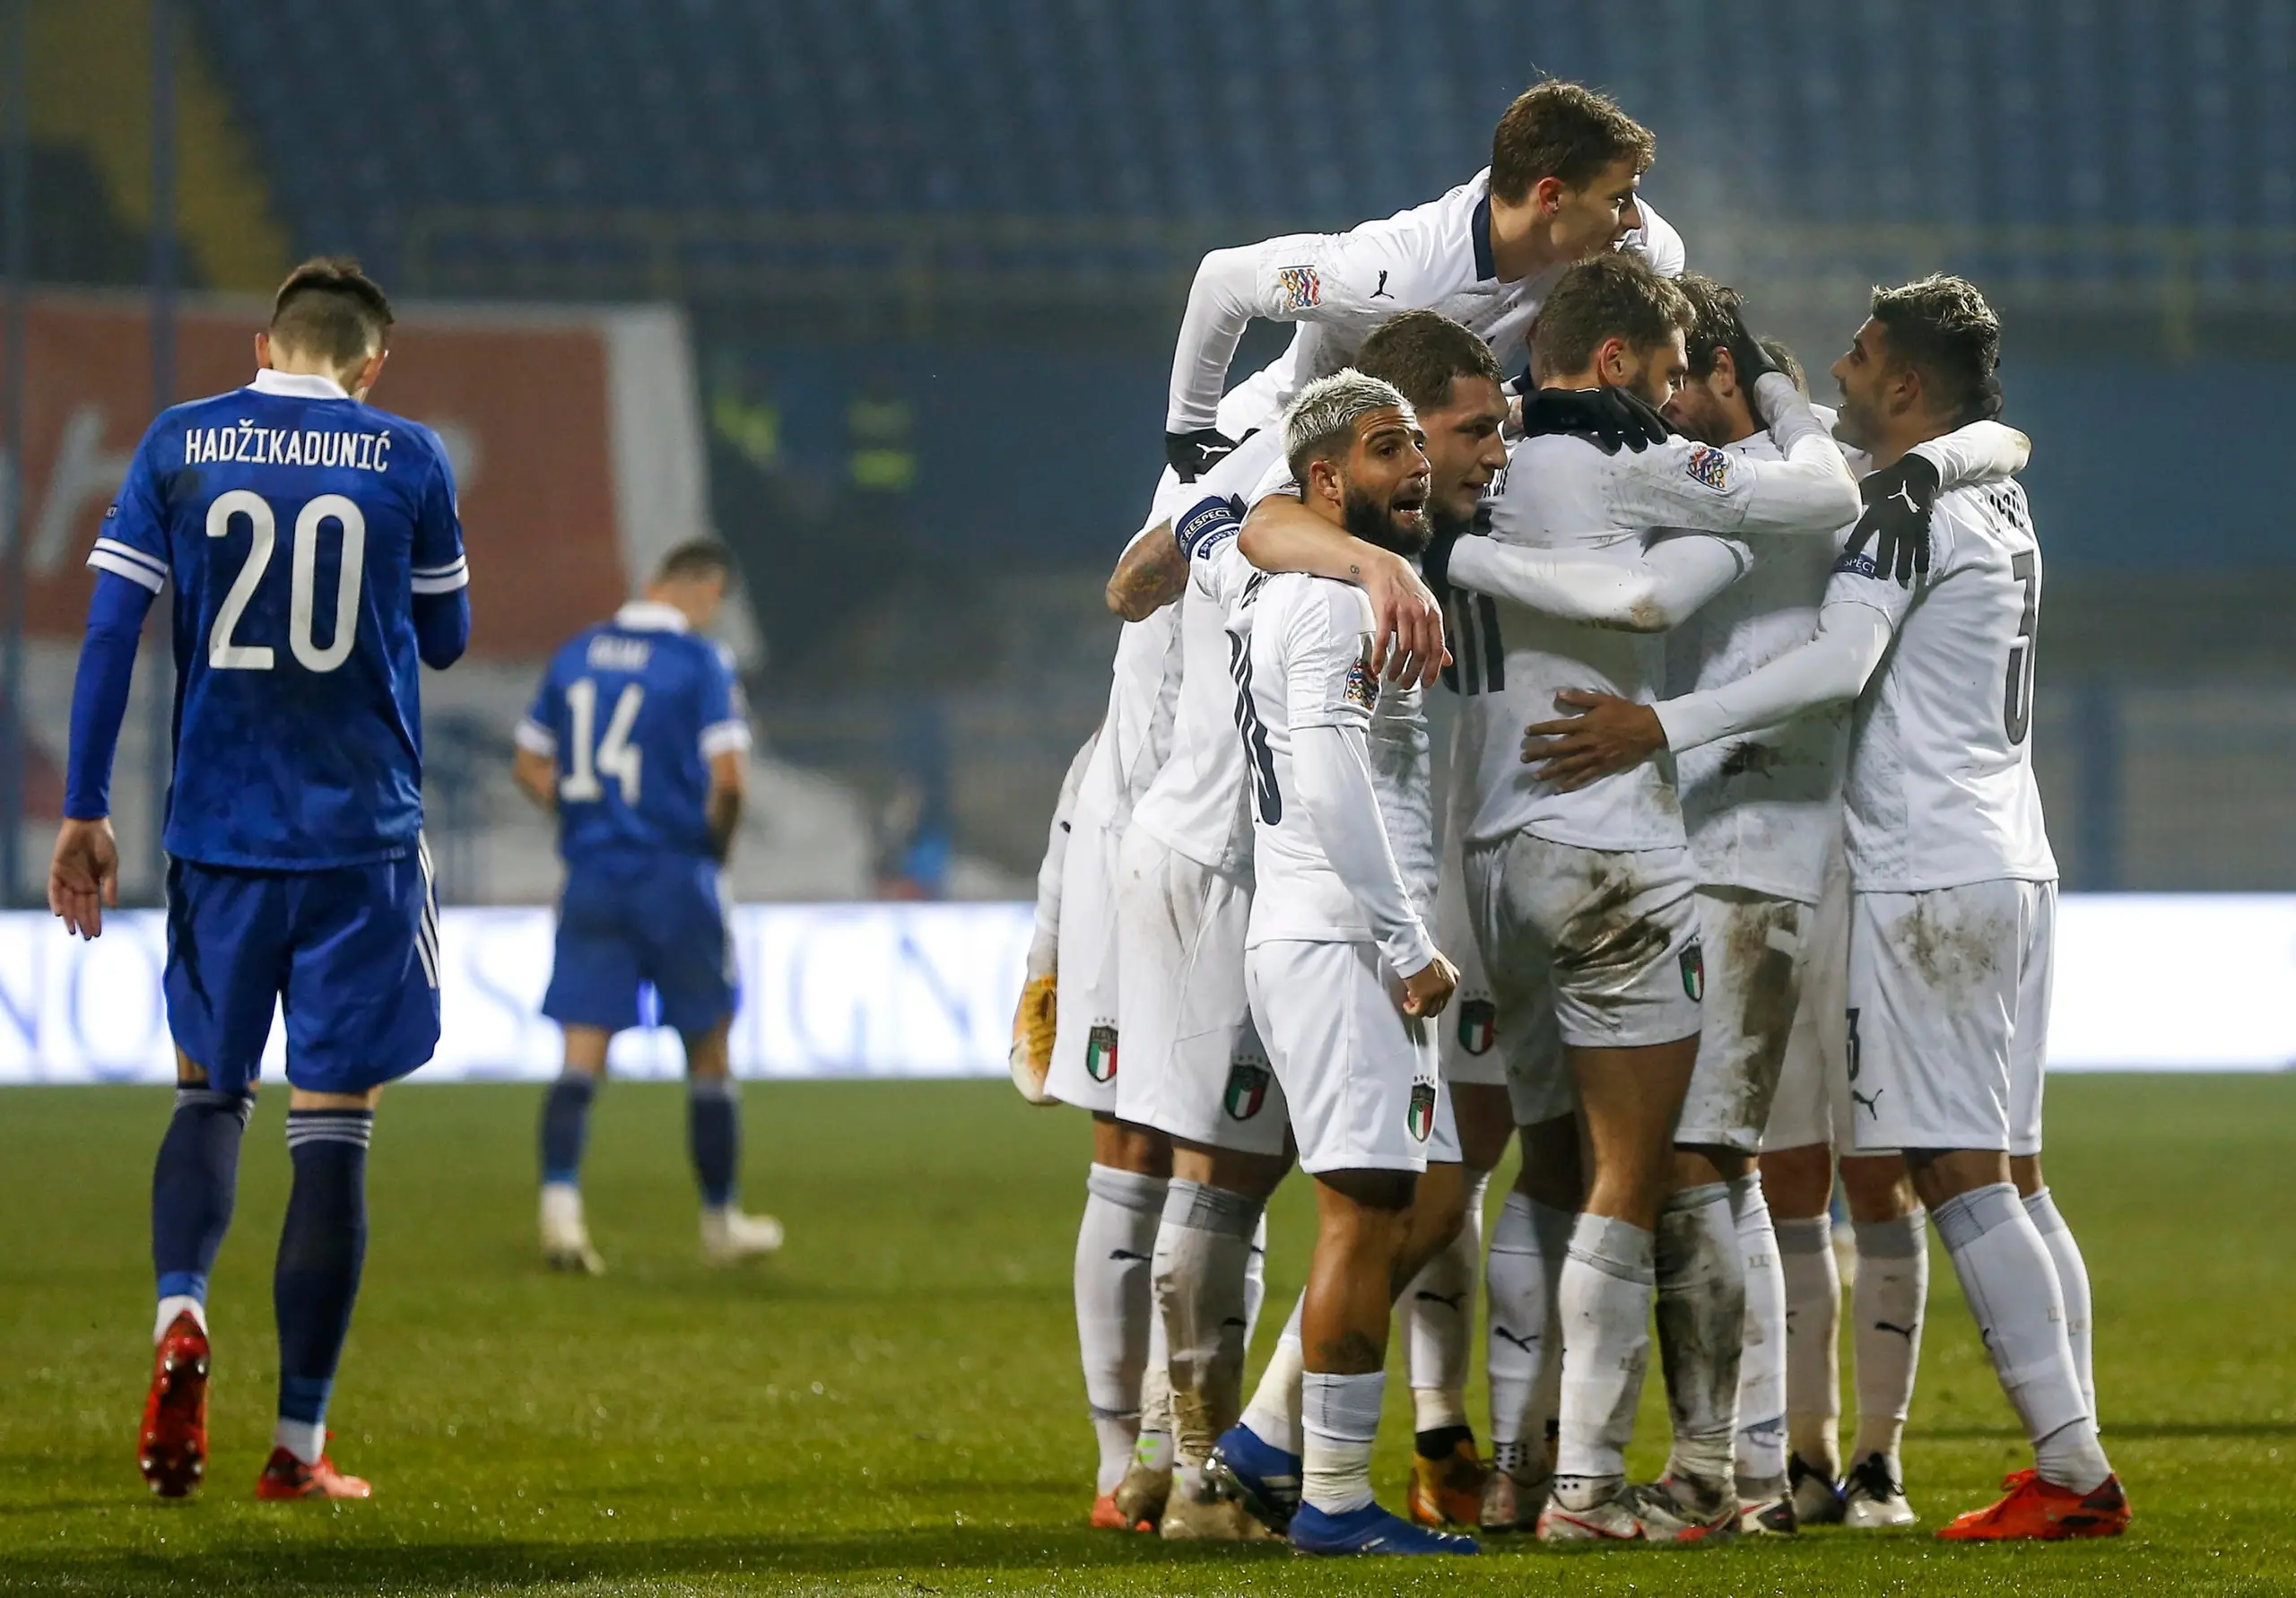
[1009,81,2127,1553]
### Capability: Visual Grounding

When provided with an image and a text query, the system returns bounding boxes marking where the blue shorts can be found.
[542,853,736,1037]
[163,848,442,1096]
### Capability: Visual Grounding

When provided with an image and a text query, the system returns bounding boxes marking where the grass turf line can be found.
[1,1074,2291,1595]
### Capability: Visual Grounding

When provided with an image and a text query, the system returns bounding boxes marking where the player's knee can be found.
[1839,1152,1921,1220]
[1759,1142,1836,1218]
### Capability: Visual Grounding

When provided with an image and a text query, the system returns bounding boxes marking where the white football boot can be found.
[1841,1452,1918,1528]
[540,1184,604,1275]
[700,1206,787,1264]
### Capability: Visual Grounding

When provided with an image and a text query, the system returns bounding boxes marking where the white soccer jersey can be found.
[1832,480,2057,891]
[1128,432,1290,877]
[1454,430,1757,852]
[1239,572,1435,976]
[1666,427,1852,903]
[1069,603,1182,841]
[1167,169,1683,436]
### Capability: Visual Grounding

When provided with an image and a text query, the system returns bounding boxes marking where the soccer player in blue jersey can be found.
[511,540,783,1273]
[48,257,470,1500]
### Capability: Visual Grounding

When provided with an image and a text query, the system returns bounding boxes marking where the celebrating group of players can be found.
[1008,80,2129,1553]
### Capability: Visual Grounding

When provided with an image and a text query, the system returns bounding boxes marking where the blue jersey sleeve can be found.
[85,426,173,595]
[407,429,469,597]
[517,656,564,759]
[698,643,752,760]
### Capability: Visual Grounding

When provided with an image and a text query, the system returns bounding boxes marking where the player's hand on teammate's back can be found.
[1520,690,1666,790]
[1165,426,1245,483]
[1847,453,1942,586]
[1511,382,1672,456]
[1361,549,1449,688]
[1399,952,1459,1019]
[48,817,120,940]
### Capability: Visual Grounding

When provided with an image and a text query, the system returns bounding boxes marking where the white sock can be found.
[1301,1369,1384,1515]
[1553,1212,1654,1507]
[1775,1214,1842,1473]
[1137,1304,1174,1475]
[2023,1187,2096,1421]
[1848,1210,1928,1463]
[1655,1183,1744,1488]
[1729,1174,1789,1489]
[1485,1192,1570,1480]
[1075,1163,1166,1492]
[1244,1209,1269,1346]
[274,1416,325,1467]
[1152,1180,1263,1469]
[1239,1291,1306,1455]
[154,1294,207,1345]
[1407,1170,1487,1437]
[1933,1183,2109,1491]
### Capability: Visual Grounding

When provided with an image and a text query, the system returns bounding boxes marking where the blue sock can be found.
[274,1109,373,1451]
[687,1077,739,1209]
[152,1087,255,1307]
[539,1073,598,1186]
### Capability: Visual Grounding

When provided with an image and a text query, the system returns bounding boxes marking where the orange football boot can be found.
[1936,1472,2128,1541]
[1406,1436,1491,1528]
[138,1311,211,1498]
[1090,1490,1152,1531]
[256,1437,372,1500]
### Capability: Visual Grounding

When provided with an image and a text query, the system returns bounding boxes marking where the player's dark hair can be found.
[1674,274,1747,384]
[1489,81,1655,204]
[269,256,394,372]
[1759,335,1806,395]
[653,538,735,586]
[1869,274,2005,425]
[1529,253,1692,379]
[1354,310,1504,415]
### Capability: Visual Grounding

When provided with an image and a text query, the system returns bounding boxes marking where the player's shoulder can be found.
[349,402,450,468]
[1934,477,2036,559]
[1268,571,1374,636]
[1623,198,1687,277]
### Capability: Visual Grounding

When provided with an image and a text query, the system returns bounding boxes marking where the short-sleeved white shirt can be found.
[1830,480,2057,891]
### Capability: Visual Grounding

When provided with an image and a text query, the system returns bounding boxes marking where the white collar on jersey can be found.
[249,369,351,400]
[613,600,691,633]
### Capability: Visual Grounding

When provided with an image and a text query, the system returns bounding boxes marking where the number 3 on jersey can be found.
[206,490,366,672]
[561,678,645,803]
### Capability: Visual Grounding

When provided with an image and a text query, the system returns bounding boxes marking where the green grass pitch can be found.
[2,1073,2292,1595]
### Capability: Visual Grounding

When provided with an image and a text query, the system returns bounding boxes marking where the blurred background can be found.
[3,0,2293,915]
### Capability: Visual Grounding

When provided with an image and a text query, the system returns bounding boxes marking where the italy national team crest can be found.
[1679,942,1705,1002]
[1085,1024,1118,1082]
[1275,264,1322,312]
[1456,999,1496,1056]
[1223,1060,1273,1122]
[1683,444,1733,492]
[1344,657,1378,713]
[1406,1082,1438,1143]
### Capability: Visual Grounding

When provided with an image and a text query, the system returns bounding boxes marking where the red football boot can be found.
[256,1437,372,1500]
[1090,1490,1152,1532]
[1936,1472,2128,1541]
[138,1311,211,1498]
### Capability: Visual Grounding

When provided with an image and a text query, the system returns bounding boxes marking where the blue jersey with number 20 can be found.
[90,369,467,869]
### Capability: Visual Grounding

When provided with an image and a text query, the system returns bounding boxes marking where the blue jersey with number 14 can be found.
[89,369,467,870]
[519,603,751,864]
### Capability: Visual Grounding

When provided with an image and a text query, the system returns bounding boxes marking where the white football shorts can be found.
[1676,888,1812,1153]
[1844,877,2055,1158]
[1046,817,1125,1114]
[1433,828,1507,1090]
[1464,833,1702,1125]
[1112,827,1288,1156]
[1763,854,1862,1152]
[1244,939,1452,1176]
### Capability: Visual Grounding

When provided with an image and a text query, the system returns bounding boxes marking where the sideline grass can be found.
[2,1074,2292,1594]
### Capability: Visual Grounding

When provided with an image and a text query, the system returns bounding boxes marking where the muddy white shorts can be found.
[1844,877,2055,1157]
[1433,829,1507,1089]
[1244,939,1455,1175]
[1676,888,1812,1153]
[1112,827,1288,1156]
[1763,855,1860,1152]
